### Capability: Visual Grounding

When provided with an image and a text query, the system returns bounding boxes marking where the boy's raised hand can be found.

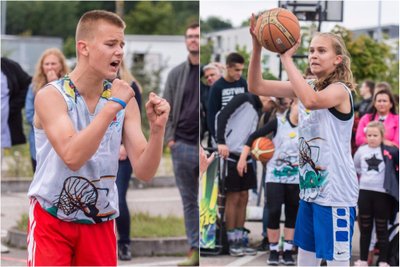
[111,79,135,106]
[146,92,170,131]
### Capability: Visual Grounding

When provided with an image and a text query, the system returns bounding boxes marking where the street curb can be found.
[6,229,188,257]
[1,176,176,193]
[131,237,188,257]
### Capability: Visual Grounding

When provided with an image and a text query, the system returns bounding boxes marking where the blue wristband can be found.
[109,97,127,109]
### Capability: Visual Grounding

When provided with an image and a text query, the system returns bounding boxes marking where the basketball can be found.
[254,8,300,53]
[251,137,275,163]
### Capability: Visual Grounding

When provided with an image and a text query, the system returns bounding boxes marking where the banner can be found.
[200,158,218,249]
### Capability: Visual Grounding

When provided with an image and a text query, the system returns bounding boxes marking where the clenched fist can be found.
[111,79,135,106]
[146,92,170,132]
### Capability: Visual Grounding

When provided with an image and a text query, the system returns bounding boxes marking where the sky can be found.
[200,0,399,32]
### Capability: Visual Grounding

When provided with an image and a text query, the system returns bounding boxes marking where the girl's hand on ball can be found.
[281,36,301,58]
[249,13,262,51]
[249,13,257,38]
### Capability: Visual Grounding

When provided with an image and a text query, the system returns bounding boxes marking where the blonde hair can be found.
[375,82,392,93]
[76,10,125,42]
[312,33,355,92]
[203,62,225,76]
[119,60,142,93]
[32,48,69,94]
[366,121,385,138]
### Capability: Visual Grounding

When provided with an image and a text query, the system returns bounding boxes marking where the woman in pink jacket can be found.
[356,88,398,147]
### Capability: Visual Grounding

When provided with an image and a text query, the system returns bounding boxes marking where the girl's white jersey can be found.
[298,82,358,207]
[266,115,299,184]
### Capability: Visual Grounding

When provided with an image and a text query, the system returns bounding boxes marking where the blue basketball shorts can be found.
[293,200,356,261]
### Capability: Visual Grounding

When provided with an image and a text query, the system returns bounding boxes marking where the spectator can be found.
[355,80,375,118]
[1,70,11,150]
[1,57,31,146]
[356,88,398,148]
[374,82,392,93]
[201,62,224,147]
[353,121,398,267]
[216,92,272,257]
[207,52,247,142]
[25,48,70,172]
[237,99,299,265]
[163,22,200,266]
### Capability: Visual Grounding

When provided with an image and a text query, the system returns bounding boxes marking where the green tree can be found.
[6,1,79,39]
[170,1,199,33]
[125,2,174,35]
[235,44,278,81]
[331,26,399,93]
[200,16,232,33]
[6,1,198,56]
[200,39,214,65]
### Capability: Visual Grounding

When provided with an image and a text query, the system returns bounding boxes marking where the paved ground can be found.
[200,220,362,266]
[0,158,366,266]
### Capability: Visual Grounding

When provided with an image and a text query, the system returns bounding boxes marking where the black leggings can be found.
[358,189,394,263]
[266,183,299,229]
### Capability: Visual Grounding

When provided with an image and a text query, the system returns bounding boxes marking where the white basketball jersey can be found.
[298,82,358,207]
[266,116,299,184]
[28,77,124,224]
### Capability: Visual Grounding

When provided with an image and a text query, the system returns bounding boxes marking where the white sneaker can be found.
[378,262,390,267]
[354,259,368,266]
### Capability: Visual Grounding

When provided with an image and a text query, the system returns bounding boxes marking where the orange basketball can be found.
[254,8,300,53]
[251,137,275,163]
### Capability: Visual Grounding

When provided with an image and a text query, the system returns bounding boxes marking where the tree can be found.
[235,44,278,81]
[331,26,399,94]
[171,1,199,32]
[125,2,174,35]
[200,16,232,33]
[6,1,198,56]
[6,1,79,39]
[124,1,198,35]
[200,39,214,65]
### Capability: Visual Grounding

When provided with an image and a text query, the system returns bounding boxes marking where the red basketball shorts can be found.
[27,198,117,266]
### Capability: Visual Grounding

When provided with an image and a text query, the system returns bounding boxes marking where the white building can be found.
[124,35,187,93]
[203,27,283,79]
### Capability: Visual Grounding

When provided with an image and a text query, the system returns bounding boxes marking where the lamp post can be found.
[377,0,382,41]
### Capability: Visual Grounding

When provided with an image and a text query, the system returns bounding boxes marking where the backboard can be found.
[278,1,344,22]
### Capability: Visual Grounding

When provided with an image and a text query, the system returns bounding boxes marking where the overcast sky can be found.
[200,0,399,32]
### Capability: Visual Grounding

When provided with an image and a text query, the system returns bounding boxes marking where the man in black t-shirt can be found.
[207,53,248,142]
[163,22,200,266]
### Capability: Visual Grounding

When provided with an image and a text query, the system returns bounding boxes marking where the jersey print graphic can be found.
[53,176,116,223]
[365,154,383,172]
[299,137,328,200]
